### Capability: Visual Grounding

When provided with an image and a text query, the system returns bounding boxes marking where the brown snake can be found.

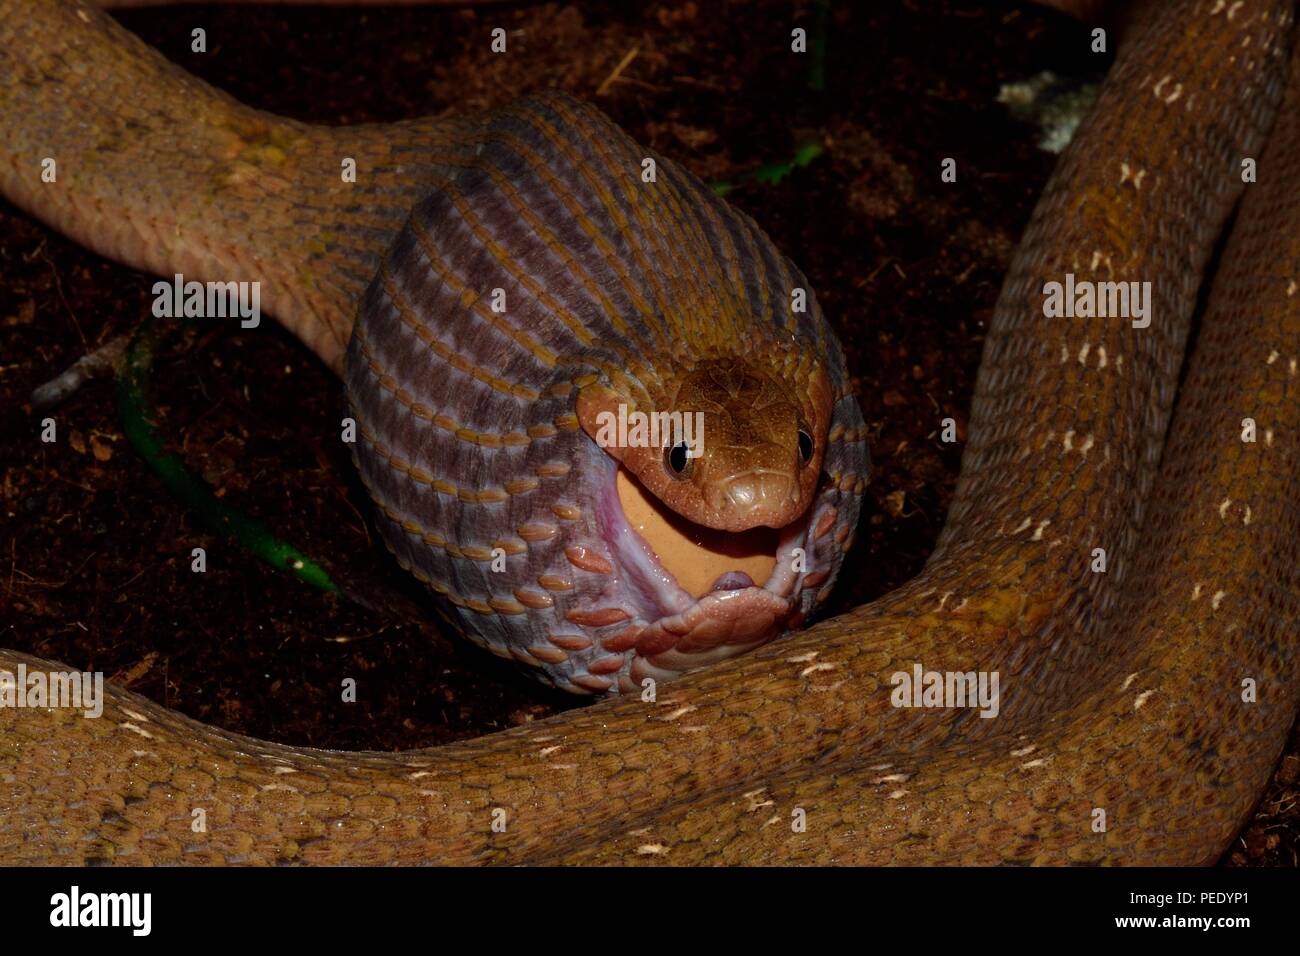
[1,0,1299,865]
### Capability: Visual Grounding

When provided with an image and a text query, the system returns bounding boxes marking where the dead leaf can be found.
[90,435,114,461]
[884,489,907,517]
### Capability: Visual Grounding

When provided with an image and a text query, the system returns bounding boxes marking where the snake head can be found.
[577,358,834,532]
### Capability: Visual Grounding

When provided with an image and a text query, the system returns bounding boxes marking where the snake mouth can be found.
[594,462,821,687]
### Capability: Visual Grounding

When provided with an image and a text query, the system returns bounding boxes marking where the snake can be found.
[0,0,1297,865]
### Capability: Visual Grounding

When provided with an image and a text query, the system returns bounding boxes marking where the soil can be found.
[0,0,1294,866]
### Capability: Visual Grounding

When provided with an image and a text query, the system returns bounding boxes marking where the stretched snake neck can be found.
[0,0,1298,865]
[344,90,866,692]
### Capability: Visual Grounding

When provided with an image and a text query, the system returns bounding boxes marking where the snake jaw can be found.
[551,337,861,692]
[560,355,851,690]
[588,456,836,691]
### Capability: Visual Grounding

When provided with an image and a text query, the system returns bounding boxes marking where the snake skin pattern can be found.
[0,0,1297,865]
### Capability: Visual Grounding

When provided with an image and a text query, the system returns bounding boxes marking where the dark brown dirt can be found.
[0,0,1294,866]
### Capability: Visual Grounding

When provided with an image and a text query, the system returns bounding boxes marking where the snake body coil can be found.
[1,0,1298,865]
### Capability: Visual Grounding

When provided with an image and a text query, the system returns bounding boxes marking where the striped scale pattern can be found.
[344,92,868,693]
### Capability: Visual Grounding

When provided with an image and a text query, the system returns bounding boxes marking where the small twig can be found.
[29,333,129,409]
[596,46,640,97]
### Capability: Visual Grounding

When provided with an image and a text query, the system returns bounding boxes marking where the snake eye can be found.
[798,428,814,465]
[664,440,694,480]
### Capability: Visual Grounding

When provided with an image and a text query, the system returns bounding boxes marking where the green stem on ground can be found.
[117,316,339,593]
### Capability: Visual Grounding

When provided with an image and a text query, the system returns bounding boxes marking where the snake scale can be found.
[1,0,1298,865]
